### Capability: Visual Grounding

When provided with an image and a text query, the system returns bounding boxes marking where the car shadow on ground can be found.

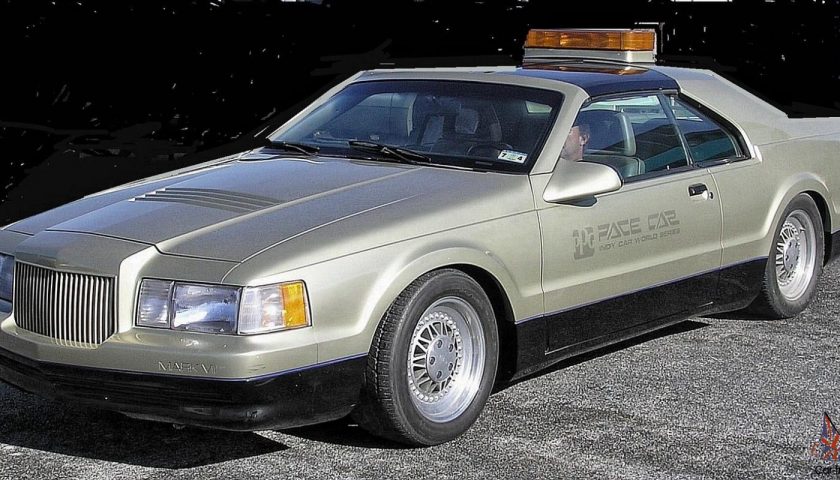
[704,311,768,321]
[283,419,411,449]
[0,388,288,469]
[282,319,712,448]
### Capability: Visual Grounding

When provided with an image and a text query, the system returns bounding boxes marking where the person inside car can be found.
[560,117,591,162]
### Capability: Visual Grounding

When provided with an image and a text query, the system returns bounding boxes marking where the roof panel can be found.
[501,64,679,97]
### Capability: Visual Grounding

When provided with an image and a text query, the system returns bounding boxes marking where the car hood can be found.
[7,153,526,263]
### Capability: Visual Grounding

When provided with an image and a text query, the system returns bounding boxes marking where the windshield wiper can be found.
[348,140,431,165]
[263,140,320,155]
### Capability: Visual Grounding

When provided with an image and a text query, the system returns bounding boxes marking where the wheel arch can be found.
[803,190,835,265]
[358,248,529,384]
[746,187,829,318]
[351,258,515,445]
[761,174,832,252]
[444,264,518,383]
[382,262,520,386]
[363,246,528,323]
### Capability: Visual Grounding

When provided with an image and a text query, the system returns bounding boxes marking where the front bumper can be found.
[0,346,366,431]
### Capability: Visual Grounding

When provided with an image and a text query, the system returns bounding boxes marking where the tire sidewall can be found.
[765,194,824,317]
[387,271,499,445]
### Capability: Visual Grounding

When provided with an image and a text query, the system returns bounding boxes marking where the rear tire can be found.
[352,269,499,446]
[748,193,824,319]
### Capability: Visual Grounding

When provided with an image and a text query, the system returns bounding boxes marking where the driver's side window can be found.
[572,94,688,180]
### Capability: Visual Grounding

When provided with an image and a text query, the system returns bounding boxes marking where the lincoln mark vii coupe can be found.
[1,30,839,446]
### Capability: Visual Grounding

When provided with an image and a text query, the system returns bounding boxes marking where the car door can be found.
[536,93,723,353]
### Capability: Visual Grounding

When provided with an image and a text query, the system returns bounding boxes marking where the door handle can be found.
[688,183,712,198]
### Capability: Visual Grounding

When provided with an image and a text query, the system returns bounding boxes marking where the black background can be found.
[2,0,839,225]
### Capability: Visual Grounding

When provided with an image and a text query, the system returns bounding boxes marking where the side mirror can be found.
[543,160,622,204]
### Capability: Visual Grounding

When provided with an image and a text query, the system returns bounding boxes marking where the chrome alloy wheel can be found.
[406,296,486,423]
[775,209,817,301]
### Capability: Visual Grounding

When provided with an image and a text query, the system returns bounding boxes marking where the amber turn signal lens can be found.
[280,281,309,328]
[525,29,656,52]
[238,280,310,334]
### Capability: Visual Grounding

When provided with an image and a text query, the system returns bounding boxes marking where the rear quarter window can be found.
[670,97,740,163]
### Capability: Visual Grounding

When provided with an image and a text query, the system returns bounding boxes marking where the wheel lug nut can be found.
[430,357,436,365]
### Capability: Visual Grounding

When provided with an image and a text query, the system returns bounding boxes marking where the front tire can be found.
[353,269,499,446]
[749,193,824,318]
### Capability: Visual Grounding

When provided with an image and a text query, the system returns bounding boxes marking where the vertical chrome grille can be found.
[13,263,116,347]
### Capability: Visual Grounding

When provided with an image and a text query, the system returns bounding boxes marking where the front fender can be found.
[225,212,543,364]
[363,245,524,330]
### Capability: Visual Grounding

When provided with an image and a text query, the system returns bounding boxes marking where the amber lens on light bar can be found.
[525,29,655,51]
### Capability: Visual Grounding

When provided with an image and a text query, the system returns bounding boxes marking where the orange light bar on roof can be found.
[525,29,656,52]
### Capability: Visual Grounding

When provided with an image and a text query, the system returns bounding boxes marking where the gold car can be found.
[1,30,838,445]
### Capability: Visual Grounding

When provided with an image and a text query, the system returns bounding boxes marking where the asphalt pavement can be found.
[1,265,838,479]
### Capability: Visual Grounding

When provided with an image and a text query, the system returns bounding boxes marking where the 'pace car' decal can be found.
[572,210,680,260]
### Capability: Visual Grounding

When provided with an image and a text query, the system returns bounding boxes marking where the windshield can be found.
[272,80,564,173]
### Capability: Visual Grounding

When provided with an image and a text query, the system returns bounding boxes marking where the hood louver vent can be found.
[132,187,280,213]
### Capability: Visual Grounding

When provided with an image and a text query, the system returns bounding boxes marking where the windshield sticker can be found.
[498,150,528,164]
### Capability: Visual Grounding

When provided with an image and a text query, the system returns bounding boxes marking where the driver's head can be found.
[560,118,590,162]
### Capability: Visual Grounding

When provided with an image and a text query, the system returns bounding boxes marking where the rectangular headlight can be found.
[136,278,310,335]
[238,281,310,335]
[137,279,173,328]
[0,254,14,303]
[172,283,240,334]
